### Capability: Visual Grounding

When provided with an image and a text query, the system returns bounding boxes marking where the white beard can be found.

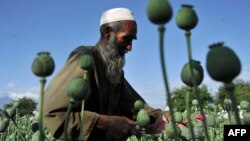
[96,34,125,85]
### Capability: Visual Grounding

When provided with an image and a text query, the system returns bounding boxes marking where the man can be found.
[43,7,168,141]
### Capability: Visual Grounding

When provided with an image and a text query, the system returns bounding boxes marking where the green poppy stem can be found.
[64,99,73,141]
[79,100,85,141]
[79,70,89,140]
[186,88,195,140]
[140,128,146,141]
[158,24,178,141]
[225,105,232,124]
[10,118,26,141]
[224,82,241,125]
[185,31,210,141]
[39,77,46,141]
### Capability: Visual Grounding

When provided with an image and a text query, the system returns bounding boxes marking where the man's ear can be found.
[104,26,112,40]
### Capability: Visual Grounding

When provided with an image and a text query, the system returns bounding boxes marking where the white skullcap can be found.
[100,7,135,26]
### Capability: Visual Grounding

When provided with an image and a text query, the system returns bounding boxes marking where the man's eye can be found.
[123,36,133,42]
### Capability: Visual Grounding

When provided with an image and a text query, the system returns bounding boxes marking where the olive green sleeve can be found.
[43,51,98,140]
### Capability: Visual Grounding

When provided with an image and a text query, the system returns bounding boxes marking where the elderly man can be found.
[43,7,168,141]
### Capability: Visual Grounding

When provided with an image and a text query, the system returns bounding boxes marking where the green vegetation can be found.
[0,98,53,141]
[1,0,249,141]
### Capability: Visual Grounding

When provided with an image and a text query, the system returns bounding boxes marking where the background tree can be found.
[215,79,250,106]
[4,96,37,117]
[170,84,214,112]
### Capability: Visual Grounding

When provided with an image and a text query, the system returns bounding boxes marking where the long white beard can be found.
[97,35,125,85]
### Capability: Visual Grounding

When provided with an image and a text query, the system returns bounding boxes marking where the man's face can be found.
[97,21,137,85]
[115,21,137,56]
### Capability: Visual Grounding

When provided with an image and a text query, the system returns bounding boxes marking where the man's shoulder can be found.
[67,45,96,61]
[72,45,94,53]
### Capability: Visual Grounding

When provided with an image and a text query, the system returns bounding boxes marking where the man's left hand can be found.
[146,115,166,135]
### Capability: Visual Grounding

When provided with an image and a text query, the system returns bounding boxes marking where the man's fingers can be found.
[127,118,137,125]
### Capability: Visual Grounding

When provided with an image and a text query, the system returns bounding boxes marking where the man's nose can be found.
[126,44,132,51]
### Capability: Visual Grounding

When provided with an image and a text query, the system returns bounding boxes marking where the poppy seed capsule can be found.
[181,60,204,87]
[206,114,216,127]
[165,122,181,138]
[32,52,55,77]
[192,99,198,105]
[224,98,231,105]
[174,112,183,123]
[136,109,150,127]
[243,113,250,124]
[240,100,249,110]
[5,108,16,119]
[147,0,173,25]
[181,127,192,140]
[79,55,95,71]
[67,77,91,101]
[176,4,198,31]
[193,127,202,139]
[206,43,241,83]
[0,118,9,133]
[134,100,144,111]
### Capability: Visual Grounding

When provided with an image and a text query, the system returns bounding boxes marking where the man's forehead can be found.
[120,21,137,31]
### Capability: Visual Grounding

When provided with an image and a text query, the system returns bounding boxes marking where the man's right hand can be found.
[96,115,137,140]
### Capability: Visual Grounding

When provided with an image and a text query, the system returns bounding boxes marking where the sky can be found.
[0,0,250,109]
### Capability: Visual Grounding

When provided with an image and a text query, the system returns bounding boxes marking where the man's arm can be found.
[43,50,99,140]
[122,79,169,134]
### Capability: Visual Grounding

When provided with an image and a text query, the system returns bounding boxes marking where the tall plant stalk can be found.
[158,24,178,141]
[224,82,241,125]
[78,70,89,140]
[39,77,46,141]
[186,89,195,140]
[79,100,85,140]
[185,31,210,141]
[64,100,73,141]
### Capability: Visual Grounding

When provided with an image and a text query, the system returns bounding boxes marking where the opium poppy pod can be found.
[79,55,95,71]
[206,114,216,127]
[181,60,204,87]
[176,4,198,31]
[240,100,249,110]
[224,98,231,105]
[165,122,181,138]
[134,100,144,111]
[67,77,91,101]
[136,109,150,127]
[174,112,183,123]
[0,118,9,133]
[206,43,241,83]
[5,108,16,119]
[32,52,55,77]
[243,113,250,124]
[147,0,173,25]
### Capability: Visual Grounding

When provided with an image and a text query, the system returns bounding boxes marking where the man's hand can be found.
[97,115,137,140]
[146,115,166,135]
